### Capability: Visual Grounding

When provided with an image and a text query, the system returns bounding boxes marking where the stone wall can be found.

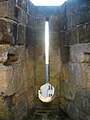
[59,0,90,119]
[0,0,90,120]
[0,0,36,120]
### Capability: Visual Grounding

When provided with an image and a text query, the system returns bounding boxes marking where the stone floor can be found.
[27,109,71,120]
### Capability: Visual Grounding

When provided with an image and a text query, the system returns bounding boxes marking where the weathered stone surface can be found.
[0,1,16,19]
[0,65,14,96]
[0,18,17,44]
[66,0,87,16]
[17,24,26,45]
[65,82,76,100]
[82,89,90,115]
[25,27,35,51]
[59,31,70,62]
[82,63,90,89]
[67,102,79,120]
[15,94,27,120]
[74,87,84,111]
[16,0,27,12]
[78,111,90,120]
[59,19,67,31]
[35,30,45,60]
[26,14,35,29]
[0,96,10,120]
[67,8,89,27]
[0,45,9,64]
[77,22,90,43]
[0,0,16,4]
[35,17,45,31]
[67,27,77,45]
[74,87,90,115]
[70,43,90,63]
[58,4,66,21]
[50,16,60,32]
[50,32,60,48]
[0,0,36,120]
[61,63,69,81]
[15,6,26,25]
[35,6,59,18]
[27,0,35,15]
[68,62,86,87]
[60,79,66,97]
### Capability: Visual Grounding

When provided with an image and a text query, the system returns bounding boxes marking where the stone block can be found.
[67,27,77,45]
[50,16,60,32]
[70,43,90,63]
[17,24,26,45]
[26,14,35,29]
[0,0,16,4]
[70,44,84,63]
[67,102,79,120]
[68,62,85,87]
[0,18,17,44]
[68,61,90,89]
[0,45,9,64]
[15,94,27,120]
[35,7,49,17]
[78,111,88,120]
[59,31,70,62]
[35,30,45,58]
[0,1,16,19]
[50,32,60,48]
[16,0,27,12]
[82,89,90,115]
[74,87,84,111]
[12,64,24,93]
[61,63,69,81]
[0,96,10,120]
[66,0,79,16]
[66,0,87,16]
[83,64,90,89]
[7,45,21,63]
[77,22,90,43]
[74,87,90,115]
[25,27,35,50]
[15,6,26,25]
[60,79,66,97]
[35,17,45,31]
[59,19,67,31]
[65,82,76,100]
[67,7,89,27]
[0,65,14,96]
[35,30,44,45]
[78,7,89,24]
[59,97,69,110]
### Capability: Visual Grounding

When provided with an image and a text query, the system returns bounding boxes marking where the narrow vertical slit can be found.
[45,18,49,83]
[38,17,55,103]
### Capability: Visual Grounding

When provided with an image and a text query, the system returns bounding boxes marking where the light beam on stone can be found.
[38,18,55,103]
[45,21,49,65]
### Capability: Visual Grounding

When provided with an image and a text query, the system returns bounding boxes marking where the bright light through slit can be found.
[45,21,49,64]
[30,0,67,6]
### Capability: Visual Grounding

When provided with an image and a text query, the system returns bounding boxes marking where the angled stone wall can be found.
[0,0,36,120]
[59,0,90,119]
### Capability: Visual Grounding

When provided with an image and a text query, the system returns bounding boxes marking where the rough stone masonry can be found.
[0,0,90,120]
